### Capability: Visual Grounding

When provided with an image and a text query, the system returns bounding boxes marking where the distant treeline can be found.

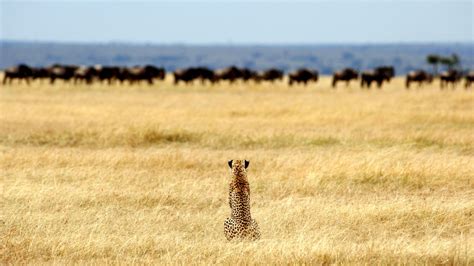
[1,41,473,75]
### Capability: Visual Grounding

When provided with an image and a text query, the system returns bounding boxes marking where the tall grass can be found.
[1,77,473,264]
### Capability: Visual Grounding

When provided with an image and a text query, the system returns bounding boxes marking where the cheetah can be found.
[224,159,260,241]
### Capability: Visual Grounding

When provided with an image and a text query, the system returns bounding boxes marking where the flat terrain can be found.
[1,77,473,264]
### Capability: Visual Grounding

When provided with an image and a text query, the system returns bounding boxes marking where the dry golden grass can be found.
[1,76,473,264]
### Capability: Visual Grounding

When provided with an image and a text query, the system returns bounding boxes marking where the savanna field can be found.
[1,76,473,264]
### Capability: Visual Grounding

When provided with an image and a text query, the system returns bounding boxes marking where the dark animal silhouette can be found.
[440,70,462,89]
[94,66,120,84]
[360,66,395,89]
[405,70,433,89]
[174,67,215,84]
[464,71,474,89]
[31,67,50,82]
[377,66,395,82]
[332,68,359,88]
[3,64,34,85]
[240,68,258,82]
[255,68,284,83]
[48,64,79,84]
[174,68,196,84]
[214,66,243,83]
[213,66,257,83]
[119,65,165,85]
[195,67,215,84]
[73,66,99,84]
[143,65,166,83]
[288,68,319,85]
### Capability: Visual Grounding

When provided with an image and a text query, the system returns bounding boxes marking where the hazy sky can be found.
[1,1,472,44]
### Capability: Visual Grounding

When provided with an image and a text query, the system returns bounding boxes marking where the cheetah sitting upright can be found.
[224,159,260,241]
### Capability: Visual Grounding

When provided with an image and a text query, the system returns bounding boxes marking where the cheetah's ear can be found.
[228,160,233,169]
[245,160,250,169]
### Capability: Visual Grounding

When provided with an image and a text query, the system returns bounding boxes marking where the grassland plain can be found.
[1,76,473,264]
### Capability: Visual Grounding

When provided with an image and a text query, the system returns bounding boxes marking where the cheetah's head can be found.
[228,159,249,176]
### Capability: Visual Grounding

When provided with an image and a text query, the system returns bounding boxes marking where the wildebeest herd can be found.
[405,69,474,89]
[2,64,473,89]
[2,64,165,85]
[173,66,285,84]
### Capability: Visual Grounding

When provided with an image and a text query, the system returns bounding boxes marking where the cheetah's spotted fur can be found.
[224,160,260,241]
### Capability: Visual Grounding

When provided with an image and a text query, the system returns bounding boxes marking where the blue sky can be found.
[1,1,472,44]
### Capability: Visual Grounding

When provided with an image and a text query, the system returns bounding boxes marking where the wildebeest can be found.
[94,66,121,84]
[31,67,50,82]
[141,65,165,83]
[218,67,258,83]
[214,66,243,83]
[255,68,284,83]
[3,64,34,84]
[174,67,215,84]
[439,70,462,89]
[48,64,79,84]
[195,67,215,83]
[377,66,395,82]
[405,70,433,89]
[73,66,99,84]
[174,68,196,84]
[240,68,258,82]
[360,66,395,89]
[118,65,165,85]
[464,71,474,89]
[288,68,319,85]
[332,68,359,88]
